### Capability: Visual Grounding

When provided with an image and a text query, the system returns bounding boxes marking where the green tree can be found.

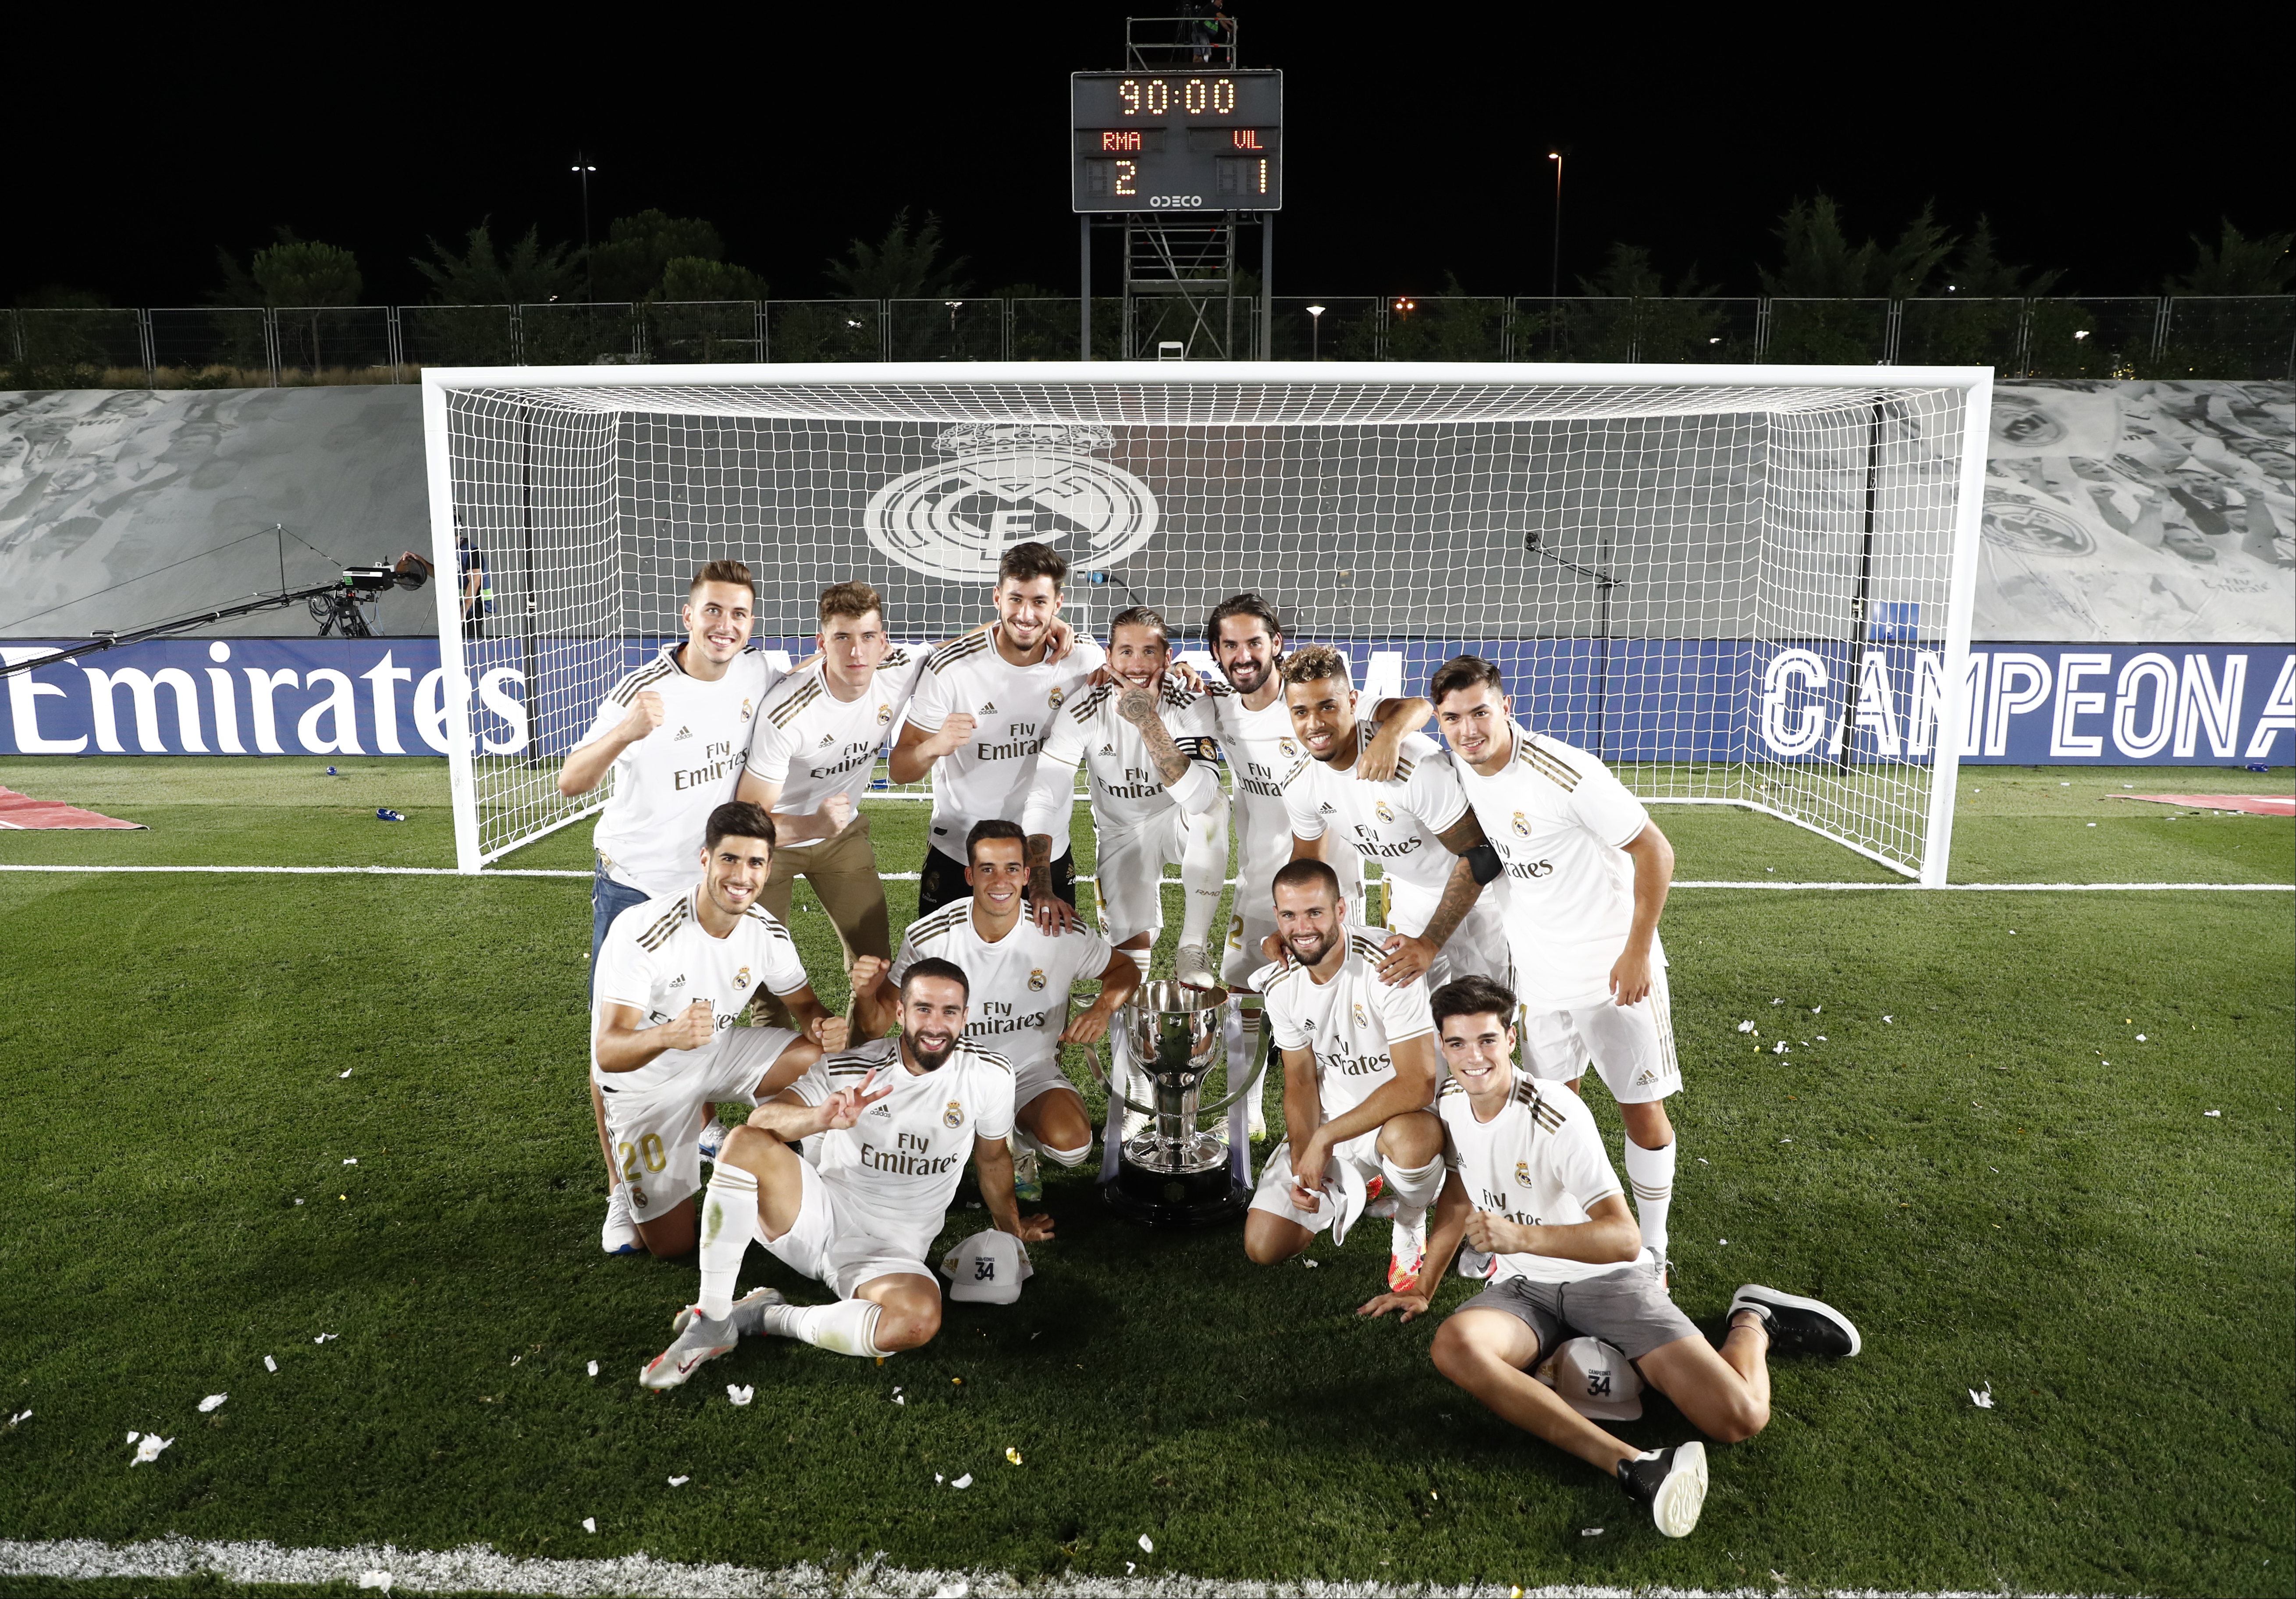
[824,210,970,301]
[658,256,766,302]
[2166,220,2296,294]
[253,239,363,306]
[1943,217,2062,297]
[412,222,579,305]
[589,212,729,302]
[1759,195,1954,298]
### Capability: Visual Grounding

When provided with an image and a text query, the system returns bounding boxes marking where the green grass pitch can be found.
[0,758,2290,1597]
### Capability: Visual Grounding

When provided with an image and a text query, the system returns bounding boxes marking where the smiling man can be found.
[852,821,1141,1203]
[640,957,1051,1388]
[589,802,849,1261]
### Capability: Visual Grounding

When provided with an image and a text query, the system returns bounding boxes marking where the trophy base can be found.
[1105,1157,1251,1229]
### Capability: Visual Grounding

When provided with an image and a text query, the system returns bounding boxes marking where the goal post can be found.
[419,361,1992,883]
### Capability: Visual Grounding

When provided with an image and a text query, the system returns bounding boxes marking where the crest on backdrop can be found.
[863,423,1160,584]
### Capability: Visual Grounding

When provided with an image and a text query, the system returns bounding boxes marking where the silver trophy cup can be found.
[1092,981,1262,1227]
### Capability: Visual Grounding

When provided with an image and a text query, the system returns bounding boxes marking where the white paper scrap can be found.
[1771,1041,1789,1054]
[1883,1015,1893,1023]
[668,1475,690,1486]
[131,1435,172,1464]
[197,1394,227,1413]
[1970,1384,1995,1409]
[263,1357,277,1373]
[7,1410,28,1425]
[894,1395,906,1405]
[727,1384,754,1406]
[2136,1034,2146,1041]
[582,1517,597,1534]
[344,1158,358,1165]
[587,1361,599,1378]
[2205,1109,2221,1117]
[339,1070,353,1079]
[126,1432,139,1444]
[1139,1534,1155,1553]
[1736,1020,1755,1033]
[1302,1258,1319,1269]
[1581,1527,1605,1537]
[1811,1006,1822,1013]
[951,1473,973,1489]
[314,1334,338,1344]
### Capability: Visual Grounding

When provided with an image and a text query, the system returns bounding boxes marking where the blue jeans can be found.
[590,861,651,1004]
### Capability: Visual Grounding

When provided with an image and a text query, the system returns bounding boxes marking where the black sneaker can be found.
[1616,1442,1708,1538]
[1729,1284,1861,1357]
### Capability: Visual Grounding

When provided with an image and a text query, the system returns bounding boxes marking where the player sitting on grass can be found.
[640,958,1051,1388]
[851,820,1141,1204]
[1244,858,1449,1293]
[1358,975,1860,1540]
[590,801,850,1260]
[1432,654,1684,1270]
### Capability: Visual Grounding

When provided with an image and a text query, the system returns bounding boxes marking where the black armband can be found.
[1465,841,1504,886]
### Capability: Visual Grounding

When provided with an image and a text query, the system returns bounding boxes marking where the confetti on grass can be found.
[950,1473,973,1489]
[1736,1020,1755,1033]
[582,1518,596,1534]
[667,1476,689,1487]
[1139,1535,1155,1553]
[727,1385,753,1406]
[1006,1446,1024,1465]
[1970,1384,1996,1409]
[314,1334,338,1344]
[2205,1110,2222,1118]
[130,1435,172,1465]
[197,1394,227,1413]
[587,1361,598,1378]
[263,1357,277,1373]
[7,1410,28,1425]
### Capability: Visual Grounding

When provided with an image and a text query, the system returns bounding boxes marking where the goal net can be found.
[421,364,1988,885]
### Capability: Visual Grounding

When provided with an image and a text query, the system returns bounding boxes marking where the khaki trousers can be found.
[754,810,890,1024]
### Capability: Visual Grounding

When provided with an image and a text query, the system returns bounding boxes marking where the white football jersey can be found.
[1260,932,1438,1122]
[791,1034,1017,1264]
[575,644,782,898]
[1205,678,1362,911]
[904,625,1108,864]
[1439,1068,1626,1285]
[590,888,812,1093]
[1280,723,1471,898]
[1452,725,1656,1010]
[889,898,1115,1077]
[744,648,928,849]
[1027,677,1221,838]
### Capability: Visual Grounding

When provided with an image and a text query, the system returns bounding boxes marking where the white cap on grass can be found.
[1535,1336,1644,1421]
[940,1229,1032,1304]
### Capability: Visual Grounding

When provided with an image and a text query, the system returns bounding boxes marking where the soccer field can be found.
[1,760,2290,1598]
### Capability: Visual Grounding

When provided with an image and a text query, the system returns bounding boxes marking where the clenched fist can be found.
[616,688,667,744]
[658,998,714,1052]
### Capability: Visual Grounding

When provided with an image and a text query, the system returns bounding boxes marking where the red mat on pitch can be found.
[0,786,146,829]
[2107,793,2295,817]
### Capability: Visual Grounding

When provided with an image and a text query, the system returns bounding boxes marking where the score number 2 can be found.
[1120,77,1238,116]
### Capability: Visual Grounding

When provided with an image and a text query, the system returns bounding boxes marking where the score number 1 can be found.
[1120,77,1239,116]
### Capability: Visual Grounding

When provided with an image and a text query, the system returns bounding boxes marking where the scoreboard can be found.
[1070,69,1283,213]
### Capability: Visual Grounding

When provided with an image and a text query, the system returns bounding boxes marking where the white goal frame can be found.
[422,361,1991,886]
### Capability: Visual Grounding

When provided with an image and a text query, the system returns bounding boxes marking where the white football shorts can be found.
[1386,879,1514,989]
[595,1026,799,1222]
[1518,964,1681,1105]
[1247,1131,1384,1234]
[761,1155,936,1299]
[1011,1053,1085,1115]
[1094,810,1195,948]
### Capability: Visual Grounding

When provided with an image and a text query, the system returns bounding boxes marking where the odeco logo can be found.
[863,423,1160,583]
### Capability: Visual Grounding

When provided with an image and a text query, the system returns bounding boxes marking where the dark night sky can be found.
[11,3,2289,310]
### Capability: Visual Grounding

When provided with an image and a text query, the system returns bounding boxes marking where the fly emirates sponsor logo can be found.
[1096,764,1168,801]
[1477,1187,1542,1228]
[968,1000,1049,1039]
[976,718,1044,763]
[1349,824,1427,862]
[672,739,739,792]
[807,740,879,782]
[860,1129,964,1176]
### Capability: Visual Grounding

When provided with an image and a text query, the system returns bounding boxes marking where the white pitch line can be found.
[0,863,2288,892]
[0,1536,2118,1599]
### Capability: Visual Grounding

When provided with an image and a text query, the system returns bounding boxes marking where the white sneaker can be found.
[1388,1207,1428,1292]
[601,1186,642,1255]
[697,1119,728,1165]
[1173,943,1216,990]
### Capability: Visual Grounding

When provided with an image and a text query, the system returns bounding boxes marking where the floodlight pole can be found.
[572,154,598,302]
[1080,216,1092,359]
[1547,151,1564,354]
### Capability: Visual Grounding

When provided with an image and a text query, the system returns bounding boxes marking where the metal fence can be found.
[4,295,2288,384]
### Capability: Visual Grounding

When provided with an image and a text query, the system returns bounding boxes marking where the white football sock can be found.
[1039,1138,1094,1168]
[695,1163,758,1320]
[1382,1153,1447,1212]
[1178,809,1227,949]
[1624,1137,1676,1260]
[1235,1003,1267,1135]
[1122,947,1152,977]
[759,1297,888,1357]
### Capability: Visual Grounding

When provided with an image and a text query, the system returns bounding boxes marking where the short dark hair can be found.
[704,800,777,852]
[1278,643,1350,689]
[997,541,1068,590]
[818,579,884,625]
[1431,975,1518,1034]
[966,818,1027,865]
[1429,654,1506,706]
[1207,592,1283,648]
[1270,856,1341,905]
[900,955,970,1001]
[1109,605,1171,647]
[690,559,756,600]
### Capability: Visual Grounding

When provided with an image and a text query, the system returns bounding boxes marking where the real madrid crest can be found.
[740,698,753,721]
[861,423,1161,583]
[1352,1001,1369,1027]
[1028,968,1048,992]
[876,701,895,725]
[1280,736,1298,757]
[1048,686,1065,710]
[942,1099,964,1128]
[1511,811,1532,837]
[1514,1160,1532,1187]
[733,966,752,988]
[1374,800,1395,823]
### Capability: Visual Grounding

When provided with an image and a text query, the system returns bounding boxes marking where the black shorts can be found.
[917,846,1076,918]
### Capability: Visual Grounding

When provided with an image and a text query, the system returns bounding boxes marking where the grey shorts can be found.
[1455,1254,1700,1361]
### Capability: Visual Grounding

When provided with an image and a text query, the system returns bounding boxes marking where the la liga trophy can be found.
[1091,981,1264,1228]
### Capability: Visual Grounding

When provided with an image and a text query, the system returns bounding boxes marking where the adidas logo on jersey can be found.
[868,1102,892,1118]
[820,732,835,746]
[668,974,686,988]
[1320,801,1337,812]
[1101,743,1116,755]
[981,701,997,713]
[675,726,693,741]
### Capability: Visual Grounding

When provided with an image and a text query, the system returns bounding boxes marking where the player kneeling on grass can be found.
[591,800,850,1259]
[641,957,1052,1388]
[1358,975,1860,1539]
[1244,858,1449,1293]
[852,819,1142,1204]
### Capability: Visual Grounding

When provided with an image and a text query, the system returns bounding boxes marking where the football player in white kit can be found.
[891,542,1105,927]
[640,957,1051,1387]
[590,802,851,1260]
[1200,594,1429,1134]
[1023,605,1228,987]
[1429,654,1685,1268]
[1274,645,1510,990]
[852,820,1141,1204]
[1358,977,1861,1540]
[1244,859,1450,1293]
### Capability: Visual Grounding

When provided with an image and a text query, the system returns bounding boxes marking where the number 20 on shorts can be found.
[617,1135,668,1180]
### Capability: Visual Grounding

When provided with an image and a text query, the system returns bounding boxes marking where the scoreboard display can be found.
[1070,69,1283,213]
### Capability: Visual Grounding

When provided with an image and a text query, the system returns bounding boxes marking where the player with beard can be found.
[1429,655,1684,1271]
[1244,858,1448,1293]
[892,543,1104,924]
[1201,596,1431,1132]
[640,958,1048,1387]
[590,802,850,1262]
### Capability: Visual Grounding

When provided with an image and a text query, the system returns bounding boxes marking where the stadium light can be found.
[1306,304,1325,360]
[571,154,598,302]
